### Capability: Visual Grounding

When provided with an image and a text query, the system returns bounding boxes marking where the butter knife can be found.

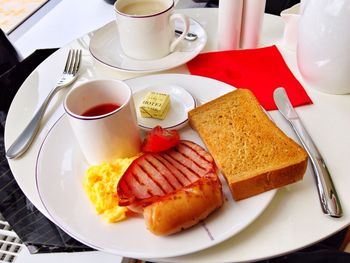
[273,87,342,218]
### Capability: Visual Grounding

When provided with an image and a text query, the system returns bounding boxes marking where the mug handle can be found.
[169,14,190,53]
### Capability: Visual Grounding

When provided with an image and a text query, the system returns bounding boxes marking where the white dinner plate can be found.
[35,74,276,259]
[89,19,207,73]
[133,84,196,130]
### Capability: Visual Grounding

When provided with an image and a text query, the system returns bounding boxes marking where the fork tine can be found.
[68,50,76,74]
[73,50,82,75]
[63,50,73,73]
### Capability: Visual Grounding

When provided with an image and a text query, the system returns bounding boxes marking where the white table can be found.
[5,5,350,263]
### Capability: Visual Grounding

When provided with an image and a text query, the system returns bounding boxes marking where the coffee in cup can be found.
[119,1,167,16]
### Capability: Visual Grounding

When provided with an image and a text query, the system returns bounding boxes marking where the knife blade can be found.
[273,87,342,218]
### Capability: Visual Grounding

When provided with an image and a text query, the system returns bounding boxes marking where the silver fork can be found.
[6,49,82,159]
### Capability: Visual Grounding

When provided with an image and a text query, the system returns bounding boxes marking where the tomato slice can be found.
[142,126,180,153]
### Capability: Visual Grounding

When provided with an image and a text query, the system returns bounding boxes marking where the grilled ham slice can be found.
[117,140,223,235]
[118,140,218,207]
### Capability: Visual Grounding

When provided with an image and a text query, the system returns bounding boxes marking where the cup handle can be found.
[169,13,190,52]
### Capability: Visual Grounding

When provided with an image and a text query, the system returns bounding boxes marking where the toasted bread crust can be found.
[229,159,307,200]
[188,89,308,200]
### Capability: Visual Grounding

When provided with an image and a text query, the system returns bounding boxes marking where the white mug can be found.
[64,79,141,165]
[114,0,190,60]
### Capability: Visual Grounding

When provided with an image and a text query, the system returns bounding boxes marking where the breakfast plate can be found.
[89,18,207,73]
[35,74,277,259]
[133,84,196,130]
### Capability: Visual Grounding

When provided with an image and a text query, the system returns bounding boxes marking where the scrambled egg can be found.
[83,156,138,223]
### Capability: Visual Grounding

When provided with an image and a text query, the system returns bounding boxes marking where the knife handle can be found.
[290,118,342,218]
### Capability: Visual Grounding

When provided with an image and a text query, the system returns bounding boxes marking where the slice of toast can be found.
[188,89,308,200]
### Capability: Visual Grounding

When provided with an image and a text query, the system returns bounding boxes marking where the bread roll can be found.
[144,176,223,236]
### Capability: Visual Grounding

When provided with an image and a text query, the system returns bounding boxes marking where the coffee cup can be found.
[114,0,190,60]
[64,79,141,165]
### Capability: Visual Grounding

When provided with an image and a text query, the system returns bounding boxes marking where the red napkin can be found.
[187,45,312,110]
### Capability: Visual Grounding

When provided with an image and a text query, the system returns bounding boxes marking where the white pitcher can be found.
[280,3,300,51]
[297,0,350,94]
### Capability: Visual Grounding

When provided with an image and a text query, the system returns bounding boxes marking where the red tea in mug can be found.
[82,103,120,117]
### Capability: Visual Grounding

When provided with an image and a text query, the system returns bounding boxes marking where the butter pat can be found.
[139,91,170,120]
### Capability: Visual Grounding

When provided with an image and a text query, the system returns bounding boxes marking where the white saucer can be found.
[89,19,207,73]
[133,84,196,130]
